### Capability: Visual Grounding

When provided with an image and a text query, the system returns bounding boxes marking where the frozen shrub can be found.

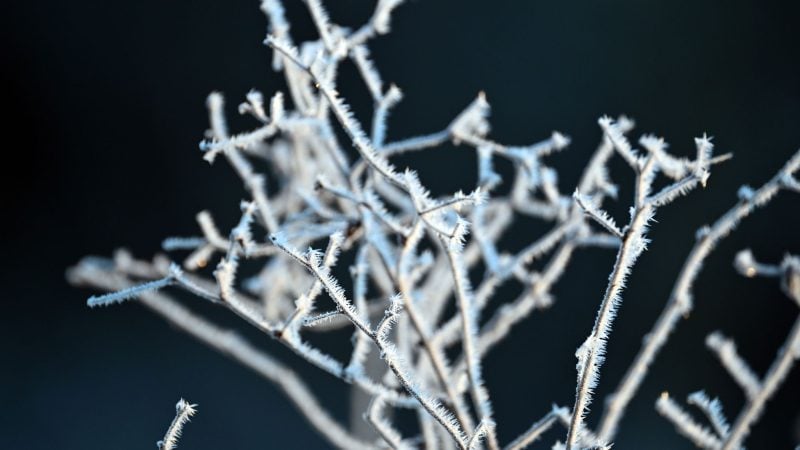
[67,1,800,448]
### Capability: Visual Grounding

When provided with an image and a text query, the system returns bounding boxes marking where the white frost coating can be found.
[86,276,173,307]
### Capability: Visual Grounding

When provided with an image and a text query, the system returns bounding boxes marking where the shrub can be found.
[68,1,800,448]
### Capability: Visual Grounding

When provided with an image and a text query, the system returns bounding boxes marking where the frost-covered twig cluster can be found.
[657,251,800,450]
[66,1,800,449]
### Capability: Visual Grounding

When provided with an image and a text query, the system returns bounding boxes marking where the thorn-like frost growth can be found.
[157,399,197,450]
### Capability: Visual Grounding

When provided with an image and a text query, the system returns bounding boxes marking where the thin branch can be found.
[504,405,569,450]
[656,392,722,450]
[705,332,762,400]
[157,399,197,450]
[687,391,730,439]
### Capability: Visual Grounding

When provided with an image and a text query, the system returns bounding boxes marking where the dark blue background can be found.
[2,0,799,448]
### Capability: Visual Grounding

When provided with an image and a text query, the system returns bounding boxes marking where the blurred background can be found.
[2,0,799,448]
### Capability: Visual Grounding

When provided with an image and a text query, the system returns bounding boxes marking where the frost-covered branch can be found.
[705,332,762,400]
[157,399,197,450]
[687,391,730,439]
[656,392,722,450]
[505,405,569,450]
[566,124,717,450]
